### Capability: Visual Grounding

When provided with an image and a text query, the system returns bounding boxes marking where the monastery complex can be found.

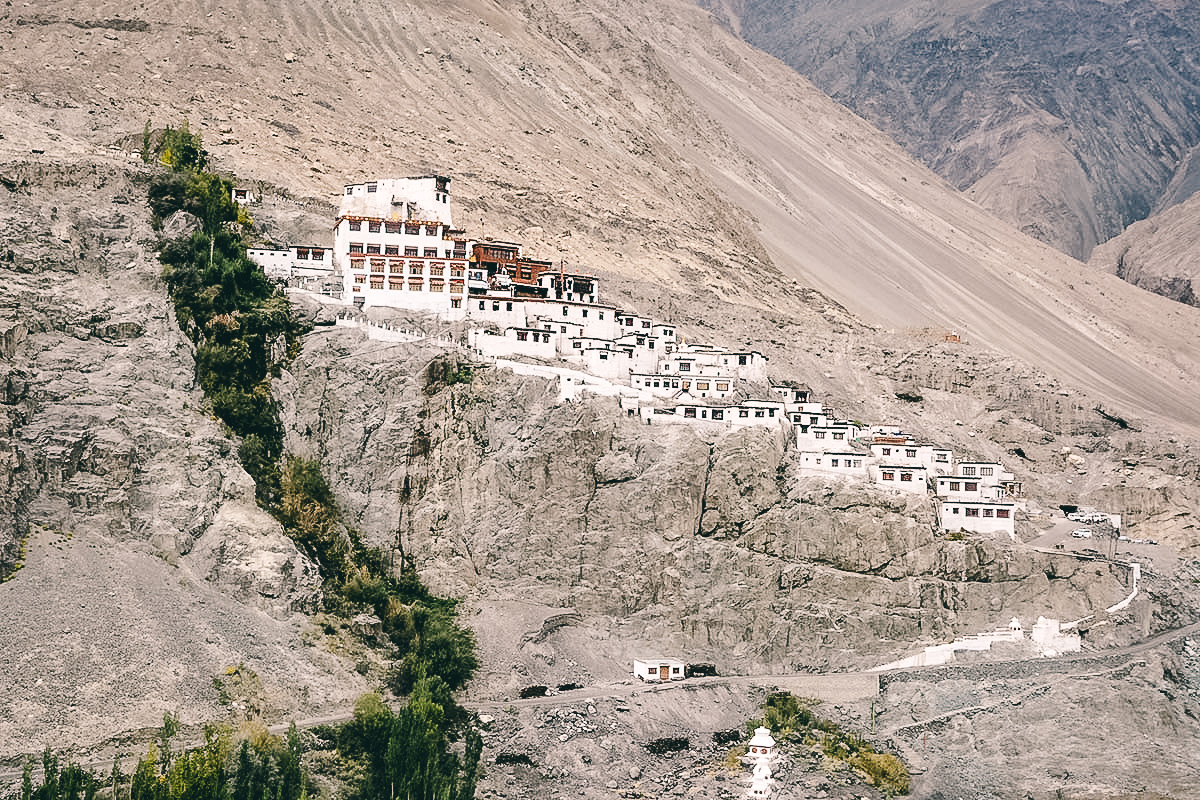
[245,175,1026,538]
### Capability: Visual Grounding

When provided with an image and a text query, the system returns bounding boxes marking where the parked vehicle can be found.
[1071,528,1092,539]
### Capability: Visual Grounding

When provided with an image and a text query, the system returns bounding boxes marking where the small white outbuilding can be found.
[633,658,685,682]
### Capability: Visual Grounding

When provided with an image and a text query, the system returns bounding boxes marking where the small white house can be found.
[633,658,685,682]
[938,499,1017,535]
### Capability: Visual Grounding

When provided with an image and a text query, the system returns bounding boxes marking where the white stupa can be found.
[744,727,777,799]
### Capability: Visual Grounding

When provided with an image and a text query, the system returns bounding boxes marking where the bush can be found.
[518,686,548,699]
[848,752,911,796]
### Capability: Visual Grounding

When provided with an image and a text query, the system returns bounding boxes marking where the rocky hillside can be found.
[700,0,1200,262]
[2,0,1200,797]
[1090,189,1200,308]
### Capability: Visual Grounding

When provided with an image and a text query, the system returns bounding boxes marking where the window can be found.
[900,472,913,482]
[582,309,588,318]
[506,302,513,311]
[429,279,444,292]
[980,467,994,476]
[599,312,605,320]
[370,259,385,272]
[385,222,401,234]
[965,482,978,492]
[983,509,994,517]
[389,261,403,274]
[430,265,444,276]
[424,248,437,258]
[516,331,528,341]
[370,278,383,289]
[573,341,582,349]
[852,459,862,468]
[739,409,749,417]
[905,449,917,458]
[697,382,710,391]
[385,245,399,256]
[492,302,500,311]
[642,321,650,329]
[679,362,691,372]
[950,481,961,491]
[882,471,895,481]
[996,509,1010,519]
[738,355,748,366]
[478,301,485,310]
[831,458,839,467]
[713,409,724,421]
[388,277,402,290]
[450,298,462,308]
[405,246,418,257]
[425,224,438,236]
[451,267,463,277]
[410,264,423,275]
[717,382,728,391]
[349,243,364,254]
[349,220,361,231]
[366,182,377,193]
[366,244,381,255]
[754,410,764,418]
[951,507,960,514]
[296,249,309,260]
[882,447,891,456]
[833,432,844,439]
[350,258,364,270]
[684,408,696,418]
[936,452,949,462]
[962,466,977,476]
[768,409,775,417]
[599,353,608,360]
[405,224,420,235]
[353,275,365,284]
[368,221,381,233]
[408,279,423,291]
[965,508,980,517]
[345,186,353,195]
[649,341,655,349]
[814,431,825,439]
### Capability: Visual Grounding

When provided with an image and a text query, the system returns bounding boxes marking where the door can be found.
[659,665,669,681]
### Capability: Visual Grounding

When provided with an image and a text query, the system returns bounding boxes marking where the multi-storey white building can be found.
[335,177,472,314]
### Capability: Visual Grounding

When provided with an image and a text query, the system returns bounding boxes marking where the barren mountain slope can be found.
[5,1,1200,795]
[1090,189,1200,308]
[5,0,1200,432]
[700,0,1200,261]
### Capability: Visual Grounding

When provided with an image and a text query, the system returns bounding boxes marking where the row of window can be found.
[945,481,980,492]
[347,220,445,236]
[881,471,917,482]
[353,275,463,293]
[294,249,325,260]
[960,466,994,476]
[514,331,551,343]
[948,506,1010,519]
[681,407,767,420]
[826,458,864,468]
[351,259,464,277]
[350,243,454,258]
[812,431,848,440]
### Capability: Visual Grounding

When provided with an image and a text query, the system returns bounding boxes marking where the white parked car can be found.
[1071,528,1092,539]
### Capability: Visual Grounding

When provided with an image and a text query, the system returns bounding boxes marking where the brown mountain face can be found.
[4,1,1200,797]
[1090,189,1200,307]
[700,0,1200,262]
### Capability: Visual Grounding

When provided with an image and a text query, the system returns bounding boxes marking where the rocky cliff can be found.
[701,0,1200,262]
[0,158,365,756]
[1089,189,1200,308]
